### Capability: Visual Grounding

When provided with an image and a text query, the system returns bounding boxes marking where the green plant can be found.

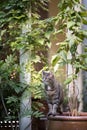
[0,55,21,122]
[51,0,87,115]
[0,0,53,127]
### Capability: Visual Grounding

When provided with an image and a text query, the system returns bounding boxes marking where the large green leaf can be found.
[64,77,72,85]
[60,50,67,62]
[51,54,60,66]
[67,21,75,29]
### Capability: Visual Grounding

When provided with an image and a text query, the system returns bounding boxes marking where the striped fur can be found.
[42,71,63,116]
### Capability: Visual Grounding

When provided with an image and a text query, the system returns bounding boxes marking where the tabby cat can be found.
[42,71,63,116]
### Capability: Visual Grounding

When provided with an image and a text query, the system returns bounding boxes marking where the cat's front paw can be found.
[47,112,53,117]
[52,112,57,116]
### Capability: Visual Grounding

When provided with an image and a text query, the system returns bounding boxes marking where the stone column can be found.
[19,21,31,130]
[19,49,31,130]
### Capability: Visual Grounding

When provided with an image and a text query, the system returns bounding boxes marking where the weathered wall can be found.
[48,0,66,84]
[48,0,65,63]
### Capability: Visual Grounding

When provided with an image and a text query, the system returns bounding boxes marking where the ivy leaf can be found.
[38,39,45,45]
[45,31,51,39]
[1,29,6,36]
[64,77,72,85]
[60,51,67,62]
[83,18,87,25]
[67,21,75,29]
[80,11,87,17]
[51,54,60,66]
[53,29,63,35]
[47,41,51,48]
[14,15,25,20]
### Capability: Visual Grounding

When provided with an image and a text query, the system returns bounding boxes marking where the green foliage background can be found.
[0,0,53,122]
[1,0,87,122]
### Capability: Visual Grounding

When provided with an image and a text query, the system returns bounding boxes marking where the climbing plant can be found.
[0,0,54,126]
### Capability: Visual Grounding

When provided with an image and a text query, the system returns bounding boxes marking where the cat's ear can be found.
[42,71,46,82]
[42,70,45,75]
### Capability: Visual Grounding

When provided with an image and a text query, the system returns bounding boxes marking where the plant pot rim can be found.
[48,112,87,121]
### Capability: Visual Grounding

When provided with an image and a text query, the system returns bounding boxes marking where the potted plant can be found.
[47,0,87,130]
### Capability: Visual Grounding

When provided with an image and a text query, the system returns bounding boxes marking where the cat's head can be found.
[42,71,54,86]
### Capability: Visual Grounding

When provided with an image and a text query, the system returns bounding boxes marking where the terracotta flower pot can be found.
[47,112,87,130]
